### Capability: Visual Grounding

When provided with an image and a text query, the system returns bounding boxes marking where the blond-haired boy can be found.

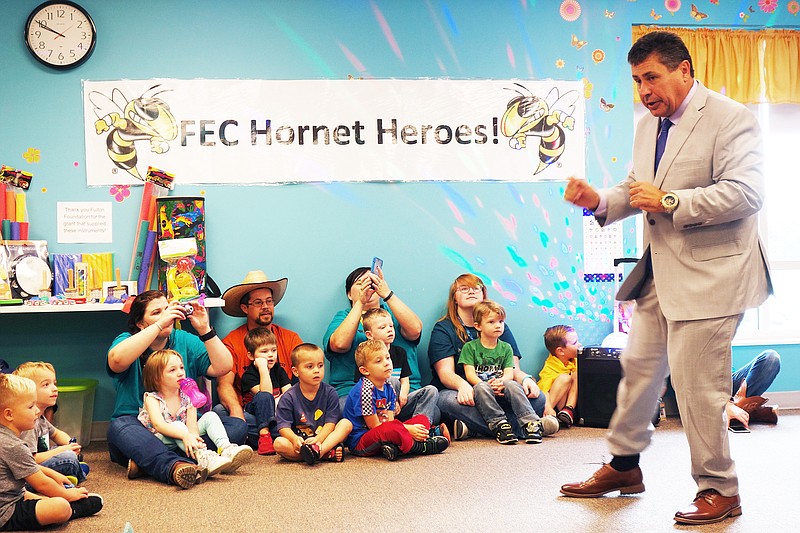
[458,300,543,445]
[0,374,102,530]
[343,340,448,460]
[273,344,352,465]
[13,362,89,485]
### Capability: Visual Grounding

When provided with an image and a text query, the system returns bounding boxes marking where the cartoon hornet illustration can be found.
[89,85,178,180]
[501,84,578,175]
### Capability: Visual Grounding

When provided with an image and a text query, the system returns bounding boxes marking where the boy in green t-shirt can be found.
[458,300,542,445]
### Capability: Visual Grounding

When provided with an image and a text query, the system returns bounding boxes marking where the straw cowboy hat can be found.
[222,271,288,317]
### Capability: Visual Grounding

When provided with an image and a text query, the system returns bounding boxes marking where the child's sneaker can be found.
[381,443,401,461]
[540,415,560,436]
[69,493,103,519]
[410,436,449,455]
[65,476,78,487]
[300,443,321,466]
[197,449,232,477]
[79,462,90,477]
[557,406,575,428]
[218,443,253,472]
[258,433,276,456]
[494,421,518,444]
[452,419,470,441]
[428,423,451,443]
[523,421,543,444]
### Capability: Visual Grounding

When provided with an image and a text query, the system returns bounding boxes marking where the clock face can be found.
[25,1,96,70]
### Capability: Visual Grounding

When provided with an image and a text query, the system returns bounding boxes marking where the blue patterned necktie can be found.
[654,118,673,173]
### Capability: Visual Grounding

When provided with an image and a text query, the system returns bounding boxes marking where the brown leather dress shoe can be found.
[674,489,742,525]
[560,464,645,498]
[749,404,778,424]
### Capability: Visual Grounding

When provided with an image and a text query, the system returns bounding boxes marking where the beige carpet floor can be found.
[45,411,797,533]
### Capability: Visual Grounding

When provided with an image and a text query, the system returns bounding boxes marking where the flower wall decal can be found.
[109,184,131,202]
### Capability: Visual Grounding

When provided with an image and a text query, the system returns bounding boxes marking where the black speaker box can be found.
[577,346,622,428]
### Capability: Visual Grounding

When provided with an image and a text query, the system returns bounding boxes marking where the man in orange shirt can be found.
[214,271,303,449]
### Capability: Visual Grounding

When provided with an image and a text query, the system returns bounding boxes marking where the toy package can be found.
[158,237,201,311]
[155,196,206,294]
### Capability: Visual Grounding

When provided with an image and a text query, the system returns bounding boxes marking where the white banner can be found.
[83,79,585,185]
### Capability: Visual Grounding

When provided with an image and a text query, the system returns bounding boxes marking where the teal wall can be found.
[1,1,798,421]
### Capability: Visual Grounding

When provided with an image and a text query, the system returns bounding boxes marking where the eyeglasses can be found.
[246,299,274,308]
[457,286,483,294]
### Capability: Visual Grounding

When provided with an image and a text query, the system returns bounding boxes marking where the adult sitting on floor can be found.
[324,265,439,425]
[428,273,555,440]
[726,349,781,429]
[107,290,247,489]
[214,271,303,450]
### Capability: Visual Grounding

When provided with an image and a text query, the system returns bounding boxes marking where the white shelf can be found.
[0,297,225,314]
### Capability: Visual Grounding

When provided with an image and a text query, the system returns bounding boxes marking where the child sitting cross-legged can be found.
[240,327,293,455]
[138,349,252,480]
[458,300,543,445]
[537,325,581,428]
[273,343,352,465]
[13,362,90,487]
[0,373,103,531]
[343,339,449,461]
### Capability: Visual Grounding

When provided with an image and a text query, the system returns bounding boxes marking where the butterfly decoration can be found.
[690,4,709,20]
[571,34,587,50]
[604,9,615,18]
[749,5,755,12]
[600,98,615,112]
[650,8,662,20]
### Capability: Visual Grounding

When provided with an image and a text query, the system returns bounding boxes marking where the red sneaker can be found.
[258,433,276,455]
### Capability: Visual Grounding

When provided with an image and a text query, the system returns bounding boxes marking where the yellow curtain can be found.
[764,30,800,103]
[632,26,800,105]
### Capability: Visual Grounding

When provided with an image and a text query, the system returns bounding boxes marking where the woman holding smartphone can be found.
[323,265,425,411]
[106,290,247,489]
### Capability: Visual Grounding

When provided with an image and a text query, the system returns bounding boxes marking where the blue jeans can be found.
[244,392,277,435]
[437,386,546,438]
[42,451,85,483]
[213,400,273,449]
[473,380,538,431]
[392,380,441,425]
[731,349,781,397]
[108,414,247,486]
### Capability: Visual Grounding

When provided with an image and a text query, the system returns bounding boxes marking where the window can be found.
[737,103,800,344]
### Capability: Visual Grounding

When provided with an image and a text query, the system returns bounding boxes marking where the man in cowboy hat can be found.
[214,271,303,450]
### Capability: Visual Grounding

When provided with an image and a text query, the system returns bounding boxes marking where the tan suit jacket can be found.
[598,82,772,321]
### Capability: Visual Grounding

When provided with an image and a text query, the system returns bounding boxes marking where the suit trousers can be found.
[607,275,742,496]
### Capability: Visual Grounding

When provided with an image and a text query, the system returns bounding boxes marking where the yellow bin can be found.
[53,379,98,448]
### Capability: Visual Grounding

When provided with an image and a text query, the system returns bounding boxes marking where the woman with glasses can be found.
[106,290,248,489]
[429,273,551,440]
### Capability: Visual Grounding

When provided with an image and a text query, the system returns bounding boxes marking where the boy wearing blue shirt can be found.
[343,340,448,460]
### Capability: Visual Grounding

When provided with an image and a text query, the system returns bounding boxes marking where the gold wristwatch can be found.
[660,192,679,214]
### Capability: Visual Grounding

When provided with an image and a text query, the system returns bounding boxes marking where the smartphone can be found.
[728,420,750,433]
[371,257,383,273]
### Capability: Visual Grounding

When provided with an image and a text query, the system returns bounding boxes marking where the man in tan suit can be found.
[561,31,771,526]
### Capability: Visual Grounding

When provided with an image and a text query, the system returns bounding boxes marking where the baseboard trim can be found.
[86,392,800,443]
[766,391,800,410]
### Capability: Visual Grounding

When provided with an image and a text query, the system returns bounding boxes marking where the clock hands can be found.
[36,20,66,39]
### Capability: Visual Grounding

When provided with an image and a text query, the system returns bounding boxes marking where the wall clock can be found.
[24,1,96,70]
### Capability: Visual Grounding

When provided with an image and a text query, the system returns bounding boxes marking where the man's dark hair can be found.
[628,31,694,78]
